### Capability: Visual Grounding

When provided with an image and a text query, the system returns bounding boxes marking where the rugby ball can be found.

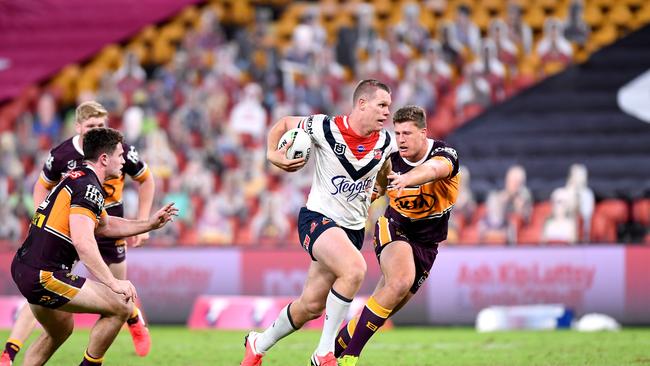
[277,128,312,161]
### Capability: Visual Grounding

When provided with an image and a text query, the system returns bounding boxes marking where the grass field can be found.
[2,326,650,366]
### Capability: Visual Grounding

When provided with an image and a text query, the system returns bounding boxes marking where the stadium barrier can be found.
[0,246,648,327]
[187,295,392,330]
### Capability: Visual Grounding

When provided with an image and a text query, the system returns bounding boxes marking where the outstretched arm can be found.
[95,203,177,238]
[267,116,307,172]
[388,158,452,192]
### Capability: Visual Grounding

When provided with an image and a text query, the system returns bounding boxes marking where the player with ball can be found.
[240,80,394,366]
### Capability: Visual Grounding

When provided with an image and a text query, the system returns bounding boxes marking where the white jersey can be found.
[297,114,394,230]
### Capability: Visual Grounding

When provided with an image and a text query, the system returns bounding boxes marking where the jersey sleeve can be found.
[121,143,150,183]
[297,114,328,147]
[69,177,105,225]
[430,141,460,178]
[38,150,65,189]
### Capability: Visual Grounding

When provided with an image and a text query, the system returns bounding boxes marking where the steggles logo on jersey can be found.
[373,149,382,160]
[330,175,373,202]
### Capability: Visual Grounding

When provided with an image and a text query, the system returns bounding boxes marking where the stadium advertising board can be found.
[74,248,242,323]
[240,249,384,296]
[426,247,627,324]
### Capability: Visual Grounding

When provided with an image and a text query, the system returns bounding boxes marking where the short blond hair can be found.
[75,101,108,124]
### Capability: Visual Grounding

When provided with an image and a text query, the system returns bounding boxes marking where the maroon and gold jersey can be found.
[17,166,107,271]
[38,135,150,218]
[384,139,460,245]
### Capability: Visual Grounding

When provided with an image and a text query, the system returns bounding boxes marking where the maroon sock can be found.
[335,320,354,357]
[341,298,391,357]
[4,340,21,361]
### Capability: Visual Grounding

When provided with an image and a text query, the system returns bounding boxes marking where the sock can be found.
[314,288,352,356]
[79,350,103,365]
[341,296,392,357]
[126,307,140,326]
[335,316,358,357]
[256,303,299,353]
[4,338,22,361]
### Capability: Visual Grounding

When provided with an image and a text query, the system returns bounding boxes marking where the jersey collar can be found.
[72,135,84,155]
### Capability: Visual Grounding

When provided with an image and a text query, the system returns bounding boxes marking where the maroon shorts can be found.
[97,237,126,265]
[11,256,86,309]
[373,216,438,294]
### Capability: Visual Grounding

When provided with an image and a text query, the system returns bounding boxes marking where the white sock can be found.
[256,303,298,353]
[314,288,352,356]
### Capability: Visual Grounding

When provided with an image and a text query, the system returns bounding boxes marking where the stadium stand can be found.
[0,0,649,248]
[448,24,650,243]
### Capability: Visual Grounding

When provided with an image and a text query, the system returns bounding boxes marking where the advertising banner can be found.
[426,247,627,324]
[75,248,242,323]
[240,249,383,296]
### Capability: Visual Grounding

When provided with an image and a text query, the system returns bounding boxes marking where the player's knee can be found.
[343,263,366,287]
[109,299,133,321]
[118,301,134,321]
[386,277,413,298]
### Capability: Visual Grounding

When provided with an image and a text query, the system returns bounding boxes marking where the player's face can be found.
[394,121,427,161]
[76,117,107,137]
[104,143,125,179]
[362,89,392,132]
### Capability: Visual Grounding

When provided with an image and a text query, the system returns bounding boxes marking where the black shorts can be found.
[298,207,365,261]
[11,256,86,309]
[374,215,438,294]
[97,237,126,265]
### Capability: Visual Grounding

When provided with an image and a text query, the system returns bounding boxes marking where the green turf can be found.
[2,326,649,365]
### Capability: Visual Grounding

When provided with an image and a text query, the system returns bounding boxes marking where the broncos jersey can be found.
[17,166,107,271]
[385,138,460,244]
[38,135,149,218]
[297,114,394,230]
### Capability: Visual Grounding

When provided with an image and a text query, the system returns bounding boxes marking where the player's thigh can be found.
[29,304,73,337]
[108,261,127,280]
[379,240,416,285]
[59,279,132,317]
[311,227,366,278]
[299,260,338,307]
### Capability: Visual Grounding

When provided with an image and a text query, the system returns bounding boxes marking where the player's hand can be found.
[129,232,149,248]
[148,203,178,230]
[109,279,138,302]
[387,171,409,193]
[267,139,306,172]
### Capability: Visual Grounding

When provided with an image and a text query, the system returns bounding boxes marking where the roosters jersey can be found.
[385,139,460,244]
[17,166,107,270]
[38,135,150,218]
[297,114,394,230]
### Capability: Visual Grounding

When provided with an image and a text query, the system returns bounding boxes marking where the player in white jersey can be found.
[240,80,394,366]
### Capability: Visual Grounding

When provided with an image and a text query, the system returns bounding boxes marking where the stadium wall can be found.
[0,246,648,325]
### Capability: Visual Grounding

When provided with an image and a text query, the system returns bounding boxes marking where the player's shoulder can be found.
[49,136,76,156]
[429,139,458,159]
[63,166,97,185]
